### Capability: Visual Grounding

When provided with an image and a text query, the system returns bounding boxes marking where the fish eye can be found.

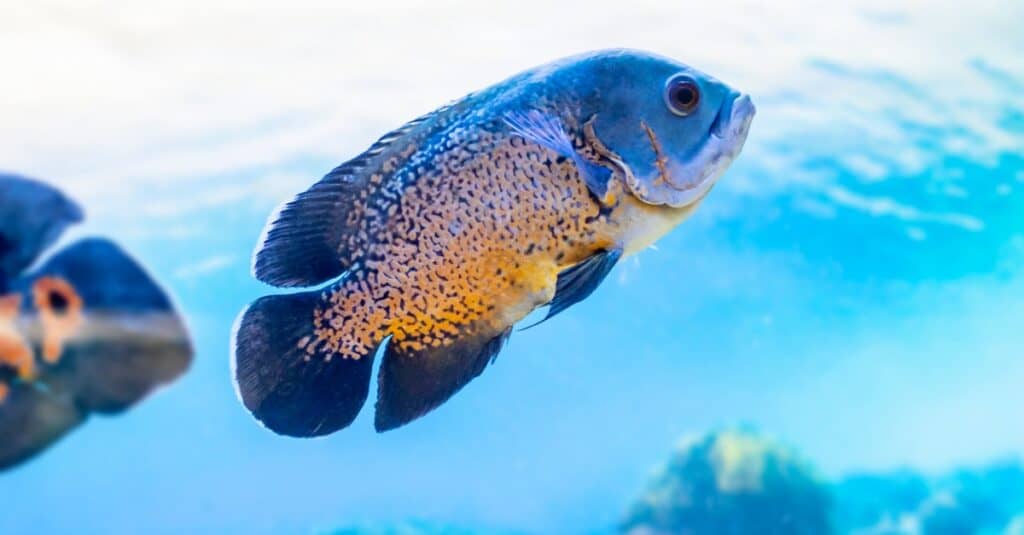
[49,290,70,314]
[664,74,701,116]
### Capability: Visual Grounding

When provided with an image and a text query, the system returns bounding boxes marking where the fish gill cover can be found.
[0,173,193,471]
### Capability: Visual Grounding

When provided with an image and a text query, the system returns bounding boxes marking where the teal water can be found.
[1,2,1023,534]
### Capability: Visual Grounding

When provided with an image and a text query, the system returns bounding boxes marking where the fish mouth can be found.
[628,93,756,208]
[662,93,755,202]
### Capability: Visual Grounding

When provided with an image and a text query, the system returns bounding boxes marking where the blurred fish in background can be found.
[0,173,192,471]
[1,1,1022,534]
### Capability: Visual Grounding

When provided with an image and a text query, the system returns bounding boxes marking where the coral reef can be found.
[620,430,831,535]
[622,430,1024,535]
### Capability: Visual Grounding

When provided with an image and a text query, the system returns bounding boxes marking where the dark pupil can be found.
[0,234,12,293]
[49,290,70,314]
[674,85,696,106]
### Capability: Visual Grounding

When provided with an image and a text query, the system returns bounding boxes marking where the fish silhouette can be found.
[0,174,193,471]
[234,49,755,436]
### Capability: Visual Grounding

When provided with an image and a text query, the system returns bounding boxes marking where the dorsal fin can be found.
[253,97,478,288]
[0,174,83,291]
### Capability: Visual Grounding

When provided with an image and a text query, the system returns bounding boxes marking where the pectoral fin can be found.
[0,174,83,290]
[526,248,623,328]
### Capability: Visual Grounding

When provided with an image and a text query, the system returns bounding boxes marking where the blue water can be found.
[2,4,1023,534]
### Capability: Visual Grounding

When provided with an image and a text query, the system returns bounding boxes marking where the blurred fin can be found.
[0,174,83,290]
[0,381,85,471]
[233,286,380,437]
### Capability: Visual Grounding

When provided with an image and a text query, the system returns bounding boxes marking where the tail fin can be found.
[233,287,380,437]
[18,238,193,413]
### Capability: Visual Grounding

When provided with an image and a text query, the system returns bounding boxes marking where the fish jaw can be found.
[613,193,704,257]
[624,93,755,208]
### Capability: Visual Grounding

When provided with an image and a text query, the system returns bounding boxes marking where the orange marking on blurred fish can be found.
[32,277,84,364]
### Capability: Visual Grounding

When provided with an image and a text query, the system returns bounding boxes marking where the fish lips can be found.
[711,93,756,141]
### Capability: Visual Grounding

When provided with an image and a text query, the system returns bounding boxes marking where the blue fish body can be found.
[235,49,755,436]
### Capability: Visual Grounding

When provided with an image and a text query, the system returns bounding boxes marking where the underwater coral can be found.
[327,430,1024,535]
[620,430,831,535]
[619,430,1024,535]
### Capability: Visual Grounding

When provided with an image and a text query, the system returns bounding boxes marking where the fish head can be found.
[553,50,756,207]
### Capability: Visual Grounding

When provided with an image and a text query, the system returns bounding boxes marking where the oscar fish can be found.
[234,49,755,436]
[0,174,193,471]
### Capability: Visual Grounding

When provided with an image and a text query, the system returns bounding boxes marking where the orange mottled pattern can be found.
[0,294,35,384]
[306,130,621,361]
[0,277,85,401]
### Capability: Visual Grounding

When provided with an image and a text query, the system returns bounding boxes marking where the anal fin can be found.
[375,327,512,432]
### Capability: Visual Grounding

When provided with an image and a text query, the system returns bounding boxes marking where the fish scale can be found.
[313,132,610,361]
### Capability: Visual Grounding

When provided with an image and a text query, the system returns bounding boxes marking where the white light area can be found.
[0,0,1021,222]
[822,185,985,231]
[173,253,236,280]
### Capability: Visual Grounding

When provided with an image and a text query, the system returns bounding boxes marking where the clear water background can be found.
[1,1,1022,533]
